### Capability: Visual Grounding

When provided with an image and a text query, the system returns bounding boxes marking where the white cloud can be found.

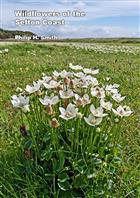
[58,0,70,4]
[73,1,86,10]
[1,0,139,38]
[55,25,139,38]
[2,0,139,20]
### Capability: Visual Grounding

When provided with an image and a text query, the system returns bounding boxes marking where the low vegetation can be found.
[0,42,140,197]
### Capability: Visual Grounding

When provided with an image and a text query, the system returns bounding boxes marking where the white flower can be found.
[39,95,59,106]
[22,105,30,113]
[42,72,46,76]
[37,79,44,86]
[79,78,90,88]
[69,63,83,70]
[78,75,98,88]
[59,89,74,99]
[16,87,23,93]
[69,78,79,88]
[106,77,110,81]
[59,103,78,120]
[82,94,91,106]
[84,114,103,126]
[53,70,60,77]
[112,105,132,117]
[59,70,73,78]
[83,68,92,74]
[112,93,126,102]
[11,95,29,112]
[4,49,9,53]
[82,75,98,87]
[75,94,91,106]
[91,69,99,75]
[77,112,83,119]
[83,68,99,75]
[25,81,40,94]
[105,84,119,95]
[90,104,107,117]
[43,80,60,89]
[74,72,85,78]
[89,76,99,86]
[0,49,9,54]
[74,94,83,106]
[91,86,105,98]
[42,75,52,83]
[11,95,29,108]
[100,99,112,111]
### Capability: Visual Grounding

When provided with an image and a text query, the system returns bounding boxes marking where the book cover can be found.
[0,0,140,197]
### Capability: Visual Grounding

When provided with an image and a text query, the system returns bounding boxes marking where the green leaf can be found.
[44,173,54,181]
[58,191,73,198]
[73,174,84,188]
[43,133,51,143]
[58,181,71,191]
[53,151,65,172]
[108,166,116,174]
[58,172,69,182]
[41,149,52,161]
[37,165,44,174]
[72,189,85,197]
[59,151,65,169]
[92,158,102,165]
[75,159,86,174]
[113,156,122,164]
[24,140,32,149]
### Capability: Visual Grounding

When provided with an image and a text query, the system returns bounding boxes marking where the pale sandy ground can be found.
[0,41,25,45]
[0,41,78,48]
[0,41,70,46]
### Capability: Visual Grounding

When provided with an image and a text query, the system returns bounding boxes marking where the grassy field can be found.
[0,42,140,197]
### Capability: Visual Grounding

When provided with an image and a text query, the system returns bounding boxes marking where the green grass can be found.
[0,43,140,197]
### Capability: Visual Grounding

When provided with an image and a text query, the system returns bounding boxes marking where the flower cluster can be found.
[59,43,140,55]
[0,48,9,54]
[11,64,132,127]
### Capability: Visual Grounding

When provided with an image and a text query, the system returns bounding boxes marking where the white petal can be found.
[90,104,95,114]
[59,107,66,115]
[51,96,59,105]
[95,117,103,125]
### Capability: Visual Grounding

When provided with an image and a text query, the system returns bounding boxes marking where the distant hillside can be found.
[0,29,139,43]
[0,29,35,39]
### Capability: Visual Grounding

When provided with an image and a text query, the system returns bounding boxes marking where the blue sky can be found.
[1,0,140,38]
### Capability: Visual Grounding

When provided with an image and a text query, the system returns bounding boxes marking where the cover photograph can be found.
[0,0,140,197]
